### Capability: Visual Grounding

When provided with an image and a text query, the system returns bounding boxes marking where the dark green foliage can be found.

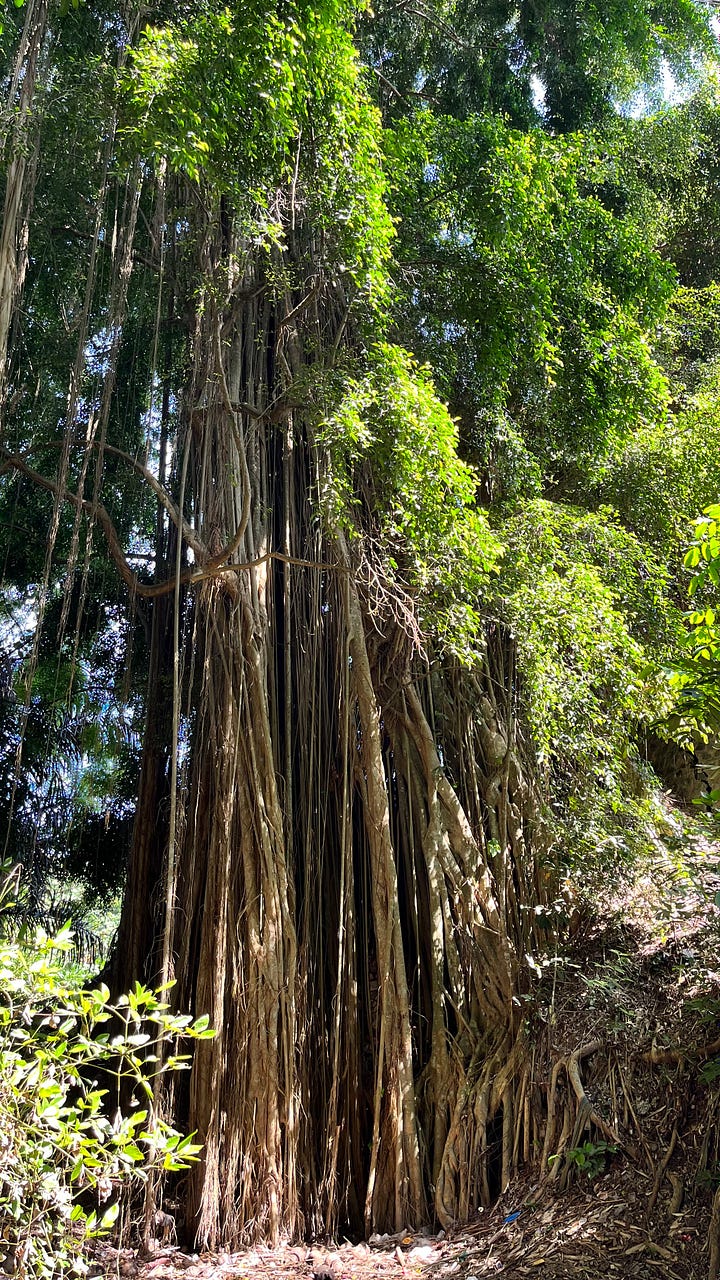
[387,114,675,497]
[361,0,715,130]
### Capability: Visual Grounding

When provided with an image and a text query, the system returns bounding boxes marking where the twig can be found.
[667,1171,684,1216]
[645,1124,678,1220]
[709,1185,720,1280]
[617,1058,654,1169]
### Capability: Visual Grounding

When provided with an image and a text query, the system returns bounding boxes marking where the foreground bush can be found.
[0,865,213,1280]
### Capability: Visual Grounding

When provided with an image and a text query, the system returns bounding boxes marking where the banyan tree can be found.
[2,0,714,1252]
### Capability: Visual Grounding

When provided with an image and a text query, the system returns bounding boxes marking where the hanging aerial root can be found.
[539,1057,566,1180]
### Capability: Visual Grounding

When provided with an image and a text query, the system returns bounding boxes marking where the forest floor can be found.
[95,812,720,1280]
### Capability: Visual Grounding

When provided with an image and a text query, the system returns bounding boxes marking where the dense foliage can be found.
[669,503,720,754]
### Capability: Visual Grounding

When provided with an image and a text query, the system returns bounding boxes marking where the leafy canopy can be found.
[319,344,501,656]
[123,0,393,295]
[387,113,675,497]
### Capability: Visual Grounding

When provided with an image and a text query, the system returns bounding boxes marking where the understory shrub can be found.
[0,863,213,1280]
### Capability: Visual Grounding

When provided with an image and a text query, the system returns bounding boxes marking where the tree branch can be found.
[0,446,149,597]
[99,442,207,561]
[0,446,340,600]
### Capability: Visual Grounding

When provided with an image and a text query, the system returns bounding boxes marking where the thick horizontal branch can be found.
[15,437,209,562]
[0,446,150,596]
[163,550,344,597]
[374,68,441,108]
[51,225,161,272]
[0,446,340,600]
[642,1035,720,1066]
[277,283,321,330]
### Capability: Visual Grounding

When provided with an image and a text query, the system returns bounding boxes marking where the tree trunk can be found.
[112,207,551,1246]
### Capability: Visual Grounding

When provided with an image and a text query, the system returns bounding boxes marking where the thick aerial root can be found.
[434,1034,530,1228]
[567,1043,627,1153]
[643,1036,720,1066]
[540,1058,566,1180]
[433,1035,665,1229]
[539,1042,644,1188]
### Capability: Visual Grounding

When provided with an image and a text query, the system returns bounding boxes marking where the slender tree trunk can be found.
[0,0,49,402]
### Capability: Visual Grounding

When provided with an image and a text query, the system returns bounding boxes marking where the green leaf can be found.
[99,1203,120,1231]
[116,1142,144,1163]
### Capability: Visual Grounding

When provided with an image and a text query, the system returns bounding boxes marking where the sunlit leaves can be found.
[498,500,669,780]
[388,113,675,492]
[122,0,393,297]
[0,881,214,1280]
[666,504,720,748]
[319,343,501,655]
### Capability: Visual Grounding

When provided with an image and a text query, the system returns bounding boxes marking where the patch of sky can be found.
[625,18,720,119]
[87,325,118,376]
[531,74,546,114]
[443,321,466,341]
[435,225,472,248]
[176,713,193,771]
[0,585,41,653]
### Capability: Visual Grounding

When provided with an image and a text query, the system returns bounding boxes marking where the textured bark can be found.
[105,202,553,1244]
